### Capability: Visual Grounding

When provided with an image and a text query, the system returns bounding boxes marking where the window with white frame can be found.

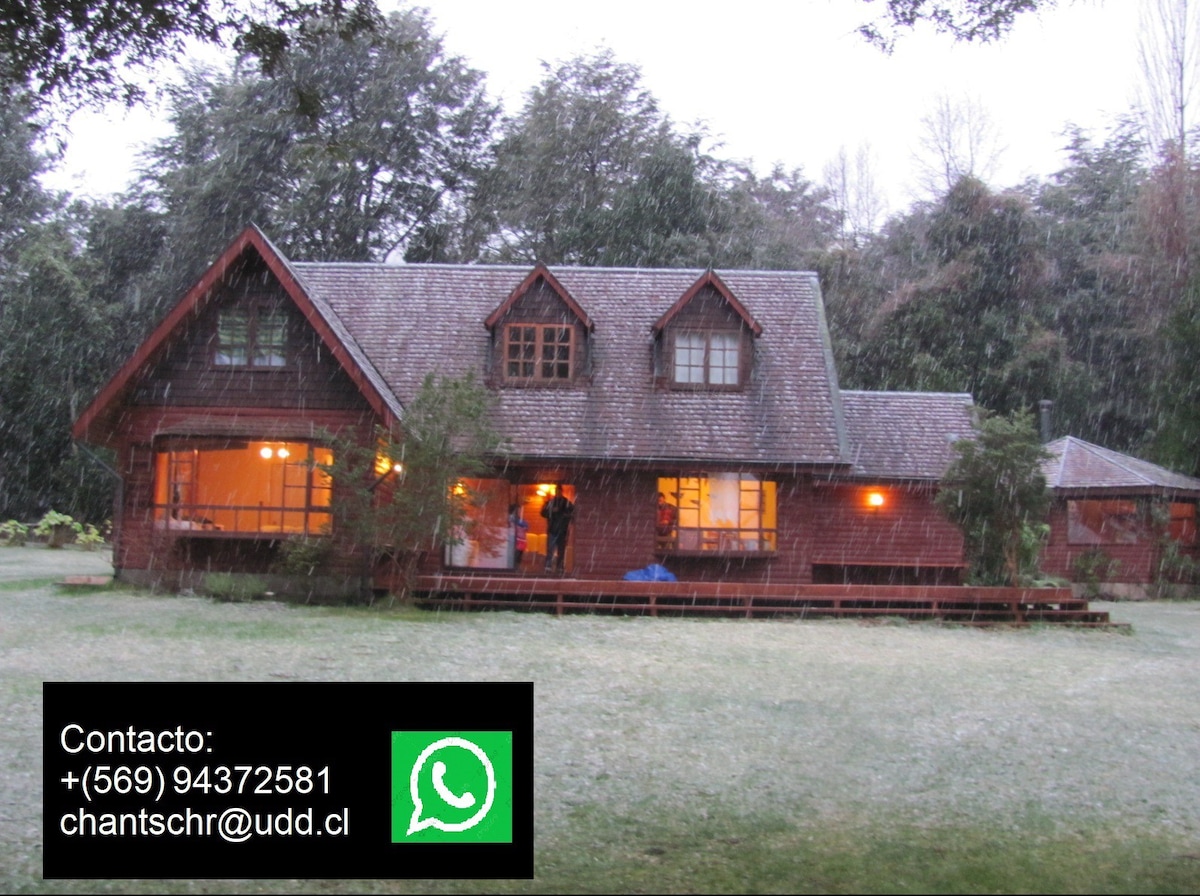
[673,331,740,387]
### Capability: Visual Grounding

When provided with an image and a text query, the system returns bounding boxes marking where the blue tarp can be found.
[622,563,677,582]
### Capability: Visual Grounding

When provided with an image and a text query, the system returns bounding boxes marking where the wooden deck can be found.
[413,574,1123,627]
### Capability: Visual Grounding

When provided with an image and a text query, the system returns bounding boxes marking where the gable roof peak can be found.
[652,269,763,336]
[72,225,403,444]
[483,262,595,332]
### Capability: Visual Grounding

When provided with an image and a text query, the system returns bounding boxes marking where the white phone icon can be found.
[432,760,476,809]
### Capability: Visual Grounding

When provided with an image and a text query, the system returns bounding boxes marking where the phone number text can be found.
[66,765,331,802]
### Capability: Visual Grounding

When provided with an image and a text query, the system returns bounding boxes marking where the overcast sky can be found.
[45,0,1145,216]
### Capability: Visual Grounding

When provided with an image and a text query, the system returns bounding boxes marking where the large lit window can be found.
[153,440,331,535]
[673,331,740,386]
[657,474,776,553]
[504,324,573,382]
[444,478,514,569]
[214,306,288,367]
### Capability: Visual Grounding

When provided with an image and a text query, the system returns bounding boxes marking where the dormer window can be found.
[486,265,593,388]
[673,330,741,386]
[655,272,761,392]
[505,324,574,382]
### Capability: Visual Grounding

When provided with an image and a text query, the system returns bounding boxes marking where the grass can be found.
[22,809,1200,894]
[3,546,1199,894]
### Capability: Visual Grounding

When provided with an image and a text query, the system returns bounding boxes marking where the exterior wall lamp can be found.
[370,460,402,491]
[866,490,886,511]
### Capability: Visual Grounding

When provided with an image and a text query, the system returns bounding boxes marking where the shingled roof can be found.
[290,261,850,467]
[839,391,976,480]
[1041,436,1200,497]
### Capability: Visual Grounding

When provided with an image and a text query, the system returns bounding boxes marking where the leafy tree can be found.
[468,50,721,265]
[1031,122,1153,449]
[0,216,120,522]
[0,0,380,110]
[936,408,1052,586]
[137,7,495,273]
[857,0,1052,51]
[0,87,54,271]
[1151,279,1200,476]
[855,176,1051,410]
[321,372,505,601]
[713,163,840,270]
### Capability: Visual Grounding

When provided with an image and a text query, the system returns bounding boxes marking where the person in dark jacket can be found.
[541,485,574,573]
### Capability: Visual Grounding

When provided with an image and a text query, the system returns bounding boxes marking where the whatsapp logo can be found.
[391,731,513,843]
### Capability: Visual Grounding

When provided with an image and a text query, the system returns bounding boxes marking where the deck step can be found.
[412,576,1125,627]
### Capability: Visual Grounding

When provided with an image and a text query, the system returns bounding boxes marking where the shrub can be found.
[1073,549,1122,599]
[0,519,29,546]
[1154,540,1200,599]
[272,536,334,577]
[76,523,107,551]
[34,510,82,548]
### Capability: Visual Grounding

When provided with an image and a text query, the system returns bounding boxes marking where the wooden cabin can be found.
[1040,436,1200,597]
[73,225,976,596]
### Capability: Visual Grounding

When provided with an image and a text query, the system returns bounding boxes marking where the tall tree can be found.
[469,50,720,266]
[1137,0,1200,163]
[913,93,1005,198]
[1151,279,1200,476]
[823,143,887,249]
[856,176,1051,409]
[0,0,380,110]
[0,211,123,523]
[1032,122,1153,450]
[136,7,495,279]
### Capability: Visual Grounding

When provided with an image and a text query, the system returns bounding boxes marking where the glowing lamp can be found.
[259,446,274,459]
[866,490,886,510]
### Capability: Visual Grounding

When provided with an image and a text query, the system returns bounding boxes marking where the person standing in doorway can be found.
[541,485,574,573]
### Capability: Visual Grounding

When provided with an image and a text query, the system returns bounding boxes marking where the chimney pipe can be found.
[1038,399,1053,443]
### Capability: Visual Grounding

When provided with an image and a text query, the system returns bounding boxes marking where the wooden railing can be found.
[154,504,330,536]
[413,574,1121,627]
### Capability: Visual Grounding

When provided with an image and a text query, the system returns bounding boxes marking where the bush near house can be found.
[0,520,29,546]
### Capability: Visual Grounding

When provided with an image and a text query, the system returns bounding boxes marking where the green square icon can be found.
[391,731,513,843]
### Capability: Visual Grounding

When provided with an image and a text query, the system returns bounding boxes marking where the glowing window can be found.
[153,440,331,536]
[656,474,776,553]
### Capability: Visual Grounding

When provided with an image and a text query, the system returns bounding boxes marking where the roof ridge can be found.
[291,260,818,276]
[841,389,974,399]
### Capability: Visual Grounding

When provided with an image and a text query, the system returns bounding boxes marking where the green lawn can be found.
[3,546,1199,894]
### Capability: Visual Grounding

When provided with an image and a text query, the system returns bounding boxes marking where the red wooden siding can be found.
[128,269,369,413]
[1040,501,1200,584]
[809,482,964,582]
